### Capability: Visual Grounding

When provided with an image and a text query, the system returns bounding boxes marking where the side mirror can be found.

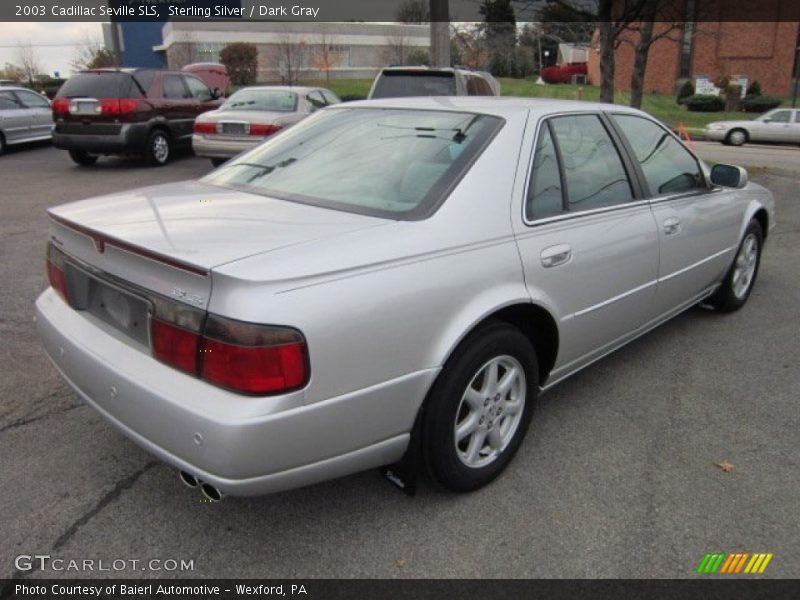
[211,88,222,100]
[710,164,748,189]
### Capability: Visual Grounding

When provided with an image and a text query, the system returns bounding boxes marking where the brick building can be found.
[587,0,800,97]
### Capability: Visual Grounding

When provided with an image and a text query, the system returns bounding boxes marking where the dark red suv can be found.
[52,68,223,166]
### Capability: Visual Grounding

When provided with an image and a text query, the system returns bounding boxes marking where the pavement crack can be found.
[51,461,159,552]
[0,401,84,435]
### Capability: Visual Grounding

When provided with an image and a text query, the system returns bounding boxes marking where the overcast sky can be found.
[0,22,105,77]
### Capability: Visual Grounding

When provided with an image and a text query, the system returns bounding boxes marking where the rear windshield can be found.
[202,108,503,220]
[222,89,298,112]
[371,71,457,99]
[57,72,145,98]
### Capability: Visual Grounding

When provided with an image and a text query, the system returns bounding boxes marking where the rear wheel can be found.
[707,220,763,312]
[422,322,537,492]
[725,129,748,146]
[68,150,98,166]
[144,129,171,166]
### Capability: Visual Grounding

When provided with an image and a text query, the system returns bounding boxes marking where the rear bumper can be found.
[52,123,149,154]
[35,288,433,496]
[192,134,260,159]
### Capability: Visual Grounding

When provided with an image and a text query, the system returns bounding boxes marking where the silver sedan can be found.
[192,86,340,166]
[0,86,52,154]
[36,98,774,500]
[705,107,800,146]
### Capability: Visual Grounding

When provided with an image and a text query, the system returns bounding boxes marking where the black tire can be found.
[0,133,6,155]
[144,129,171,166]
[725,128,748,147]
[422,322,538,492]
[210,158,227,167]
[707,220,763,312]
[68,150,98,166]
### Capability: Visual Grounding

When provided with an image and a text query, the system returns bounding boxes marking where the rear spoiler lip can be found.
[48,212,210,277]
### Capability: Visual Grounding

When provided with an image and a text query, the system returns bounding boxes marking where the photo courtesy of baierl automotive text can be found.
[1,0,799,597]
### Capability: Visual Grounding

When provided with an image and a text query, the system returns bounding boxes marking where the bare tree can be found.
[273,35,308,85]
[71,33,117,71]
[385,30,410,65]
[16,42,43,86]
[312,32,341,82]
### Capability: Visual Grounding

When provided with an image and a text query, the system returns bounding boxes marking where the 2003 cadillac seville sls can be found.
[36,98,775,500]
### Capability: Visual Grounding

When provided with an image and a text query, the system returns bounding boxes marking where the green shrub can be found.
[676,80,695,105]
[684,94,726,112]
[740,95,782,113]
[220,42,258,87]
[745,80,762,97]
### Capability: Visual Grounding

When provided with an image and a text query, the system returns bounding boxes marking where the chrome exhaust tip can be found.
[200,482,224,502]
[179,470,199,488]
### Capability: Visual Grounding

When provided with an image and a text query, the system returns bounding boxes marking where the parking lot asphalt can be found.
[1,144,799,580]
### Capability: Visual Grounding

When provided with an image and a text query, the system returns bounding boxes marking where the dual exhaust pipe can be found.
[179,470,224,502]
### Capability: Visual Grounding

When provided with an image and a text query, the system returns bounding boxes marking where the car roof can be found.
[339,96,648,119]
[0,86,38,93]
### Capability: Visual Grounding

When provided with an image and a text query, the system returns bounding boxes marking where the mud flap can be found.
[380,413,423,496]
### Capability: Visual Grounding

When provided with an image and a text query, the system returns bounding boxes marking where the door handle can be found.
[541,244,572,268]
[663,217,681,235]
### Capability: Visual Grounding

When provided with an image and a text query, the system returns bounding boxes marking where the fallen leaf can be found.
[395,558,408,568]
[716,460,734,473]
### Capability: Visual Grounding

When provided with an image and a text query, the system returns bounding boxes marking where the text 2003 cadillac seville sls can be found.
[36,98,775,500]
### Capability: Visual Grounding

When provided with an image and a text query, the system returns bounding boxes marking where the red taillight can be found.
[52,97,69,116]
[149,310,308,395]
[249,124,282,137]
[99,98,140,115]
[46,243,70,302]
[193,122,216,134]
[201,338,307,394]
[151,319,200,375]
[46,259,70,303]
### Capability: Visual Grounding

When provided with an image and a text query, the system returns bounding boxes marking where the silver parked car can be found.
[36,98,774,500]
[0,86,52,154]
[192,86,340,166]
[705,107,800,146]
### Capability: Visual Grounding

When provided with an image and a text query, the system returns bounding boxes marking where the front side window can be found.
[202,108,503,220]
[183,76,212,101]
[613,114,706,196]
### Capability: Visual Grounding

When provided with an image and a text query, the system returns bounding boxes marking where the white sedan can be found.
[705,108,800,146]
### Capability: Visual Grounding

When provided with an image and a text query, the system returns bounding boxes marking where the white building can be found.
[155,21,431,82]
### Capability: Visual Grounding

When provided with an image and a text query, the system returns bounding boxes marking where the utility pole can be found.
[430,0,451,67]
[793,43,800,108]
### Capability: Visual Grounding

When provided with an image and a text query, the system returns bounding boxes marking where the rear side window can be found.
[612,114,706,196]
[0,90,23,108]
[527,115,633,220]
[56,72,143,98]
[371,71,456,98]
[466,75,493,96]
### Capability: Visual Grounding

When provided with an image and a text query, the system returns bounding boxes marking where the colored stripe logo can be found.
[697,552,773,574]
